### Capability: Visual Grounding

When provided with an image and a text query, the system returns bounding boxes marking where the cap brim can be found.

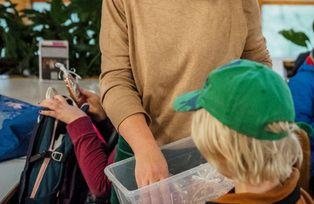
[173,89,203,112]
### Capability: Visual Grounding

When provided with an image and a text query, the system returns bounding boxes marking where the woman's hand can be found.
[79,88,107,122]
[40,95,87,124]
[135,145,169,188]
[118,114,169,187]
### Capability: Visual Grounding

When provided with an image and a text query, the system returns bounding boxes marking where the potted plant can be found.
[279,21,314,77]
[22,0,103,77]
[0,0,102,77]
[0,0,36,75]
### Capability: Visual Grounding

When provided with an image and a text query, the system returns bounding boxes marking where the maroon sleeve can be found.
[66,116,115,197]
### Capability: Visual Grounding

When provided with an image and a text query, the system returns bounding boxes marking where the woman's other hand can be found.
[80,88,107,122]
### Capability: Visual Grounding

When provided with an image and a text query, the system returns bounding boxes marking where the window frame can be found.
[260,0,314,5]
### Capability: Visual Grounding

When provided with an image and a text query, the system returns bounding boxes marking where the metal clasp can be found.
[51,151,63,162]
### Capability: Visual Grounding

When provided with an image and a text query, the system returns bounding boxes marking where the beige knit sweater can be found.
[99,0,272,145]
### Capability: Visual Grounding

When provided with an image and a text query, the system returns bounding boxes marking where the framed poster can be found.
[39,40,69,81]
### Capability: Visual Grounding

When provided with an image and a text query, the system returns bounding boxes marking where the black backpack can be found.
[6,99,118,204]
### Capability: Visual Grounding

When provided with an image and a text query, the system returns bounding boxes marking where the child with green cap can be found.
[173,60,313,203]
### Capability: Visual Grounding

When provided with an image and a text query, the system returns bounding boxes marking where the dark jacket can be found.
[289,57,314,129]
[288,56,314,179]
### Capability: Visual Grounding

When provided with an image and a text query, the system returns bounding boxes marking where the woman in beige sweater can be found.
[99,0,271,202]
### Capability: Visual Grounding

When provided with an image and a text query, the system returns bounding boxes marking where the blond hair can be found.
[191,109,303,185]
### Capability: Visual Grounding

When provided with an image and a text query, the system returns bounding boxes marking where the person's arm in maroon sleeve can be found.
[67,116,113,197]
[39,93,113,197]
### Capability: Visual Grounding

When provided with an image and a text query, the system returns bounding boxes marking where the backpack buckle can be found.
[51,151,63,162]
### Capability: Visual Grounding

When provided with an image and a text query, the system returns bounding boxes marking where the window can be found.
[261,2,314,58]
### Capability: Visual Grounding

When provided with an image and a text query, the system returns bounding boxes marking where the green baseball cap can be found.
[173,59,295,140]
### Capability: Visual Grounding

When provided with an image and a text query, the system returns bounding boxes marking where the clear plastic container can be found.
[105,137,234,204]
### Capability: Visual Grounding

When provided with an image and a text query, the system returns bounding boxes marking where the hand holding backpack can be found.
[4,88,118,204]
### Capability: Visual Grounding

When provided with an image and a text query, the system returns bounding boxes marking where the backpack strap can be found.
[29,150,51,163]
[29,150,67,163]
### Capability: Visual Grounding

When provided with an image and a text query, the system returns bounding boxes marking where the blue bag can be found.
[0,95,39,161]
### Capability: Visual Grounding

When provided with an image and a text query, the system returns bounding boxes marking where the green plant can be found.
[0,0,38,74]
[23,0,102,76]
[67,0,102,77]
[279,21,314,49]
[0,0,102,77]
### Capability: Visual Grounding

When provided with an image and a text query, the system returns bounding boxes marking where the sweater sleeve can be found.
[66,116,113,197]
[99,0,151,129]
[241,0,272,67]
